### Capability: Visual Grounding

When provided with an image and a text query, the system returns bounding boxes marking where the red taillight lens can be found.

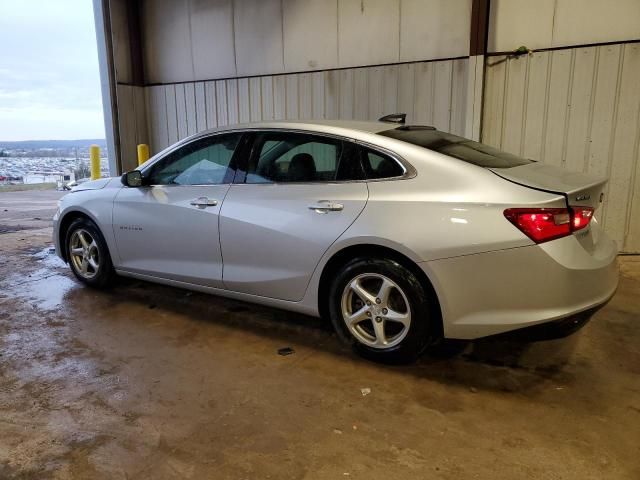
[504,207,594,244]
[572,207,594,231]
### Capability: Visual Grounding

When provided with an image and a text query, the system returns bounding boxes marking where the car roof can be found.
[207,119,397,135]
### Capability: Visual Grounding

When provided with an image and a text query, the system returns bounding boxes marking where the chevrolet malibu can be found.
[53,118,618,361]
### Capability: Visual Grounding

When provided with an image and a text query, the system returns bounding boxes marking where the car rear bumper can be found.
[421,232,619,340]
[487,300,613,341]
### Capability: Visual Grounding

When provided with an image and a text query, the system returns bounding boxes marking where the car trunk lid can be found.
[489,163,607,211]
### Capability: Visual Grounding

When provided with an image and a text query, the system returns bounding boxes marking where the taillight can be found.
[572,207,594,231]
[504,207,594,244]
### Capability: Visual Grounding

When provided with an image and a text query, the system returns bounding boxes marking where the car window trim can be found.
[139,128,416,186]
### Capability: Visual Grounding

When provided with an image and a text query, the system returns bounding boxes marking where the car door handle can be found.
[190,197,218,208]
[308,201,344,214]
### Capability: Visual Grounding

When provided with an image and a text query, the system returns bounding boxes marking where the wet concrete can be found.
[0,191,639,479]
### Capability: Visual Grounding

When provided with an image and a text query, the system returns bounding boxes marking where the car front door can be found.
[112,132,245,287]
[219,131,369,301]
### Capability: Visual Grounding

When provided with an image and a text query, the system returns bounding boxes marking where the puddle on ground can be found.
[3,270,76,310]
[31,247,67,269]
[1,248,76,311]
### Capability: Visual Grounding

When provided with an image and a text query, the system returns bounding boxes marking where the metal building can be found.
[93,0,640,252]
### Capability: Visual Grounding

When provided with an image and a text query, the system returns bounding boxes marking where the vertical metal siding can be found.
[482,43,640,252]
[115,85,149,172]
[145,57,468,151]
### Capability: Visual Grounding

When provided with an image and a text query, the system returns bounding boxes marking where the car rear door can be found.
[112,132,245,287]
[219,130,368,301]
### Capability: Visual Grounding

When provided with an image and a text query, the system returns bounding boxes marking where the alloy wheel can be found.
[341,273,411,349]
[68,229,100,280]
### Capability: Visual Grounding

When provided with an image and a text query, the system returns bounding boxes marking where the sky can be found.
[0,0,105,141]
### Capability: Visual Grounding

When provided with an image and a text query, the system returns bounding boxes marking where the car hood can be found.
[70,177,116,192]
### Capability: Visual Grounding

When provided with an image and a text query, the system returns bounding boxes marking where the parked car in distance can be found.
[53,117,618,361]
[63,177,89,191]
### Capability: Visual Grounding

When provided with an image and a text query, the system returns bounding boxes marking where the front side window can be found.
[146,133,242,185]
[245,132,364,184]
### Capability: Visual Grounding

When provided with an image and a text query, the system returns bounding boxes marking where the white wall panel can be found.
[146,86,168,151]
[488,0,555,53]
[382,65,399,119]
[397,64,416,120]
[273,75,287,120]
[110,0,132,83]
[175,84,189,139]
[215,80,228,126]
[482,43,640,252]
[338,69,354,119]
[233,0,284,76]
[141,0,472,84]
[520,53,549,160]
[604,43,640,252]
[115,85,149,172]
[142,0,193,83]
[400,0,471,61]
[226,79,239,124]
[324,70,340,119]
[414,62,435,125]
[552,0,640,49]
[261,76,275,120]
[194,82,207,132]
[450,58,468,136]
[189,0,237,80]
[283,0,338,72]
[238,77,250,123]
[165,85,179,145]
[433,61,453,131]
[338,0,400,67]
[489,0,640,53]
[311,72,325,118]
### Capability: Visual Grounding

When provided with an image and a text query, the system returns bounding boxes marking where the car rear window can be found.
[378,127,534,168]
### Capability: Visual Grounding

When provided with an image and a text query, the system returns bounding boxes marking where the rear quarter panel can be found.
[297,145,567,314]
[345,145,567,262]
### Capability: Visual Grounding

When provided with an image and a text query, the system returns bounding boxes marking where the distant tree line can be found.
[74,161,91,180]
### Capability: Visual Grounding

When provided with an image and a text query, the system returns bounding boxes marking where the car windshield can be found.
[378,127,535,168]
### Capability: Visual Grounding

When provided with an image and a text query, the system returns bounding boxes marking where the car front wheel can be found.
[329,257,436,363]
[65,217,115,288]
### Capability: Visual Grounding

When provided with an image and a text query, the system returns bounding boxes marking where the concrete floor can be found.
[0,189,639,479]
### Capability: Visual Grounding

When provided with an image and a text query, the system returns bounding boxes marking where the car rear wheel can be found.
[66,217,115,288]
[329,257,436,363]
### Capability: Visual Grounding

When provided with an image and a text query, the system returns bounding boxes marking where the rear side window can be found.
[362,150,405,179]
[378,128,534,168]
[246,132,364,183]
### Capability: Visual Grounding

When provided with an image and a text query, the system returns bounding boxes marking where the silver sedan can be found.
[53,118,618,361]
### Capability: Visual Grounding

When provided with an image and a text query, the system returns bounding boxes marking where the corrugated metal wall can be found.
[482,42,640,252]
[140,57,468,157]
[116,85,148,168]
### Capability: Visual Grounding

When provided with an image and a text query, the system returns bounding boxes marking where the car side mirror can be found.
[121,170,143,187]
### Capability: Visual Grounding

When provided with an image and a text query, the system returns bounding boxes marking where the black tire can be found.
[65,217,115,288]
[328,257,437,363]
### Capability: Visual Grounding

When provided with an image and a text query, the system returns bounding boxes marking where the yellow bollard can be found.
[137,144,150,166]
[90,145,101,180]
